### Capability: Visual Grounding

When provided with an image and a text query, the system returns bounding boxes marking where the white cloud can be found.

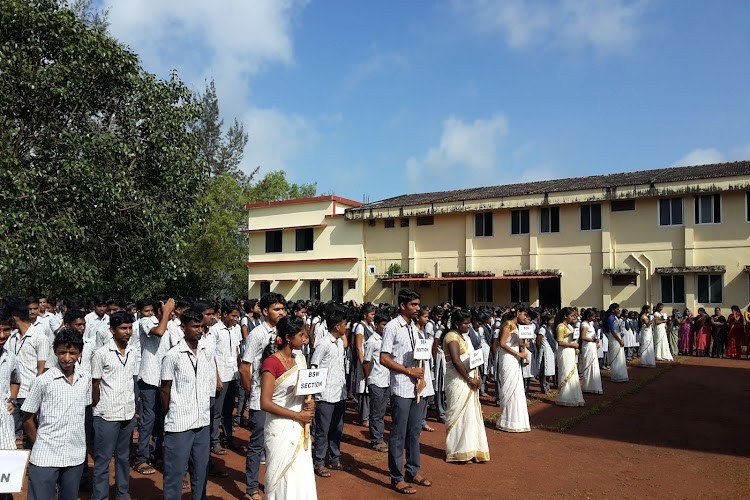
[520,165,555,182]
[673,144,750,167]
[453,0,649,54]
[344,52,408,91]
[406,114,509,184]
[104,0,315,176]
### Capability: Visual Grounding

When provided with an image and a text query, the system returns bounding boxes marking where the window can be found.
[611,199,635,212]
[416,216,434,226]
[309,280,321,301]
[260,281,271,296]
[697,274,722,303]
[511,210,530,235]
[580,204,602,231]
[295,228,314,251]
[747,192,750,222]
[475,212,493,237]
[611,275,637,286]
[265,230,282,252]
[694,194,721,224]
[510,279,530,303]
[367,219,376,227]
[331,279,344,302]
[475,280,493,303]
[540,207,560,233]
[660,275,685,303]
[384,219,395,229]
[400,218,410,227]
[348,279,357,290]
[658,198,683,226]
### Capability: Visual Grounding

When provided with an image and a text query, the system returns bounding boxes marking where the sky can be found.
[100,0,750,202]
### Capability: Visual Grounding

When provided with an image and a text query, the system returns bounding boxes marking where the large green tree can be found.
[0,0,207,297]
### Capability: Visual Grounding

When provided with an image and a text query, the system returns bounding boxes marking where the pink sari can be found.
[725,317,743,359]
[678,315,693,354]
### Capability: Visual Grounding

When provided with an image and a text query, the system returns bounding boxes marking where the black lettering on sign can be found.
[0,473,9,482]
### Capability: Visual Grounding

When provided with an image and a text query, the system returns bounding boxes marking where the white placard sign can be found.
[413,338,433,360]
[0,450,30,493]
[469,349,484,369]
[573,327,581,340]
[518,324,535,339]
[295,368,328,396]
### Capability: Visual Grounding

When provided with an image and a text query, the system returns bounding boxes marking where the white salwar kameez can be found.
[443,331,490,462]
[264,356,317,500]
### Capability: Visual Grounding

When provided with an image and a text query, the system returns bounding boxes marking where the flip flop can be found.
[393,481,417,495]
[406,474,432,487]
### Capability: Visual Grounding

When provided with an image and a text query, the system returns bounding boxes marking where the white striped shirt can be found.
[0,349,18,402]
[21,365,92,467]
[138,316,163,386]
[211,322,241,383]
[161,339,212,433]
[241,322,275,411]
[310,335,347,403]
[8,326,49,398]
[380,316,420,399]
[91,340,136,421]
[363,332,389,388]
[84,311,109,340]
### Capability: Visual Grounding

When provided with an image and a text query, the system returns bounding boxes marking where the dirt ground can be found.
[17,356,750,499]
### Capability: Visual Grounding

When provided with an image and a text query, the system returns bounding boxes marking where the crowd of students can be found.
[1,291,748,499]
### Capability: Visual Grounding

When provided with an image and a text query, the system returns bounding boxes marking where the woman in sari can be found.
[443,309,491,461]
[579,309,602,394]
[744,307,750,359]
[260,316,317,500]
[694,308,710,357]
[678,309,693,355]
[605,303,629,383]
[653,303,673,362]
[639,304,656,368]
[725,305,744,359]
[493,307,532,430]
[668,309,680,356]
[555,307,585,406]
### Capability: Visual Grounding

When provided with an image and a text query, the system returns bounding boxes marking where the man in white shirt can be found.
[364,312,391,452]
[84,296,109,341]
[209,302,241,454]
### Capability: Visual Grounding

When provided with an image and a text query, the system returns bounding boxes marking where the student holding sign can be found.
[493,307,531,432]
[442,309,489,462]
[555,308,586,407]
[259,317,316,500]
[379,288,431,495]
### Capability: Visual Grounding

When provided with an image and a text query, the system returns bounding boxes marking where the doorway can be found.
[538,277,561,309]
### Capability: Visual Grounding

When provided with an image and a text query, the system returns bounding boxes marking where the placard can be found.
[0,450,30,493]
[469,349,484,369]
[295,368,328,396]
[573,327,581,340]
[413,338,433,360]
[518,324,535,339]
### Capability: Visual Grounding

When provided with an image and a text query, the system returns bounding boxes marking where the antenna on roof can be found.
[363,194,369,203]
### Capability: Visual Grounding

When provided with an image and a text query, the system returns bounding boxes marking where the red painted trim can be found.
[242,223,327,234]
[381,275,555,282]
[324,214,345,219]
[245,195,362,209]
[246,257,359,267]
[251,277,359,282]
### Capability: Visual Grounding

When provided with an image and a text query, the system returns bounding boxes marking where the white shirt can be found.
[211,322,241,383]
[363,332,389,388]
[84,312,109,341]
[8,326,49,398]
[380,316,420,399]
[91,340,136,421]
[47,335,94,374]
[310,335,347,403]
[21,365,92,467]
[138,316,163,386]
[0,349,18,404]
[242,322,276,411]
[161,339,213,433]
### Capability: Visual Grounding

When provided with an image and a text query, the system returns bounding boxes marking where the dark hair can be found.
[53,327,84,352]
[8,297,30,322]
[640,304,650,315]
[359,303,376,320]
[373,311,389,325]
[110,311,135,330]
[262,316,305,362]
[191,301,213,314]
[63,309,86,325]
[244,299,260,317]
[259,293,286,311]
[325,307,347,331]
[180,309,204,325]
[581,308,594,322]
[221,301,241,315]
[92,295,107,307]
[397,288,420,306]
[555,307,575,333]
[136,298,154,311]
[444,309,471,350]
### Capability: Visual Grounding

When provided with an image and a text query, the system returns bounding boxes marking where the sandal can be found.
[405,474,432,487]
[372,442,389,453]
[182,479,189,490]
[314,466,331,478]
[243,491,265,500]
[211,444,228,455]
[422,424,435,432]
[392,481,417,495]
[133,462,156,475]
[328,462,352,472]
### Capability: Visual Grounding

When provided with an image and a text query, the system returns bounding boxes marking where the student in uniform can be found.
[160,309,213,500]
[0,308,20,452]
[84,296,109,341]
[351,303,375,427]
[47,309,94,373]
[133,297,175,475]
[311,306,350,477]
[380,288,431,495]
[415,307,435,432]
[240,292,287,500]
[210,302,242,454]
[364,312,390,452]
[91,311,138,500]
[95,299,127,349]
[236,299,261,426]
[22,328,92,500]
[7,297,49,449]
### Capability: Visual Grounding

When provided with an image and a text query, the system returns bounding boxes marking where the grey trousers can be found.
[245,409,266,494]
[28,462,84,500]
[163,426,210,500]
[368,384,390,445]
[313,400,346,467]
[92,416,136,500]
[388,395,425,484]
[136,380,164,464]
[212,380,237,446]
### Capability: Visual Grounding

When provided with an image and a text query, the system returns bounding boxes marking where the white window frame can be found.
[580,203,602,231]
[694,193,721,225]
[696,274,723,304]
[660,275,685,304]
[657,197,684,227]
